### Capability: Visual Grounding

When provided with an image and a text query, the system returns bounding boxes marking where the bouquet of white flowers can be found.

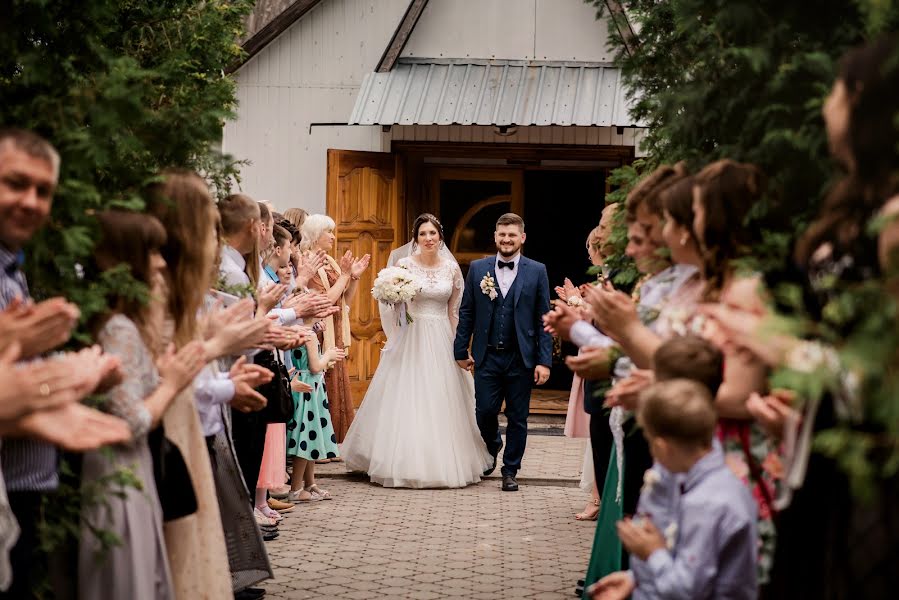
[371,265,420,325]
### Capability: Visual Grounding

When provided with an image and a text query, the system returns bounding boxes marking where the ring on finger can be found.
[39,383,51,397]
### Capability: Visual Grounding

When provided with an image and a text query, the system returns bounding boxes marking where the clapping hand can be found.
[583,283,639,343]
[288,368,313,394]
[283,291,334,319]
[554,277,580,302]
[543,301,581,342]
[350,254,371,279]
[297,249,328,288]
[204,300,271,358]
[616,516,666,561]
[604,369,654,411]
[13,402,132,450]
[564,346,613,380]
[326,347,347,363]
[747,389,798,441]
[229,356,271,413]
[338,250,353,273]
[257,283,288,315]
[156,342,207,392]
[0,344,83,420]
[0,297,80,359]
[263,325,307,350]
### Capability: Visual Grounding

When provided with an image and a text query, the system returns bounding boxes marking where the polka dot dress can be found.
[286,346,339,461]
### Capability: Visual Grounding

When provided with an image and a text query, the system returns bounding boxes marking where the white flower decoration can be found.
[640,468,661,496]
[785,340,838,374]
[664,522,678,549]
[480,273,498,301]
[567,295,585,308]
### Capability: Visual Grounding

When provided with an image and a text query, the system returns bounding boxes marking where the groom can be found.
[454,213,553,492]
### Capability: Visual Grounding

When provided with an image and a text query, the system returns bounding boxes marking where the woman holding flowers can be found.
[340,214,491,488]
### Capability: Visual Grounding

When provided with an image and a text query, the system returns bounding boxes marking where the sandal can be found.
[575,499,600,521]
[287,488,321,503]
[305,484,332,500]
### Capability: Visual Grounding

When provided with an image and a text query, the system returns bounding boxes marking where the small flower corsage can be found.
[480,272,498,301]
[640,468,661,496]
[566,295,585,308]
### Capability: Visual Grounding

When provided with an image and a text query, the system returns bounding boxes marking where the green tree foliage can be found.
[0,1,254,574]
[588,0,899,496]
[589,0,899,268]
[0,0,253,332]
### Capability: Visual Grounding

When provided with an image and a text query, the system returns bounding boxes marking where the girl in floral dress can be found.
[285,329,345,502]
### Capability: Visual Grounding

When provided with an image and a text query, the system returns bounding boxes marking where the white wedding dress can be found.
[341,255,491,488]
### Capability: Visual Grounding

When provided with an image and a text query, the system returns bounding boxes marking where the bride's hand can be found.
[456,357,474,371]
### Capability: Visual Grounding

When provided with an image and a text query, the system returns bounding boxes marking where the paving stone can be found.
[263,434,593,598]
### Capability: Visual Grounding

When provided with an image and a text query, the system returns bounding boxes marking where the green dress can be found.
[582,446,623,598]
[286,346,339,461]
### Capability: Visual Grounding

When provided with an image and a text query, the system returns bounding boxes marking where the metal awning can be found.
[349,60,642,127]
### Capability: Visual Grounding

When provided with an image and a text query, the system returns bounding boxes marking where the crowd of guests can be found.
[1,31,897,600]
[0,129,370,599]
[548,34,899,599]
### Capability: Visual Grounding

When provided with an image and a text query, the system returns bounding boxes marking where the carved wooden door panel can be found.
[326,149,404,405]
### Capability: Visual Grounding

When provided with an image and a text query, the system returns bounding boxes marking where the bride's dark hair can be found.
[411,213,445,247]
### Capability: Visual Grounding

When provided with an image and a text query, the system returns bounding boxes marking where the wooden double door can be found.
[326,149,404,405]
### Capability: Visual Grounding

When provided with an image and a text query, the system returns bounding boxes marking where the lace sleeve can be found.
[448,262,464,336]
[98,315,154,440]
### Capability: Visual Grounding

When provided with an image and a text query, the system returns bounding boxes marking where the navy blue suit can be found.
[453,255,553,477]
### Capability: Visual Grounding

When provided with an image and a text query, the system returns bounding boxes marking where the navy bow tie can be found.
[498,260,514,270]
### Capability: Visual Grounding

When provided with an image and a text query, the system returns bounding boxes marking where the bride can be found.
[341,213,491,488]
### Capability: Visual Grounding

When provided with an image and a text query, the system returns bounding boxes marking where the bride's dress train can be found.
[341,256,491,488]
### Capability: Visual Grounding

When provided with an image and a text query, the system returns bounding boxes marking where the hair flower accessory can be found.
[480,272,497,301]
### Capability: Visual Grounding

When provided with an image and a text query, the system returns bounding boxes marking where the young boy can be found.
[591,379,757,600]
[623,336,724,599]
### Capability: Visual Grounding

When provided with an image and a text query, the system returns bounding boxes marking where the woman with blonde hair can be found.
[282,207,308,231]
[300,214,370,446]
[145,170,234,599]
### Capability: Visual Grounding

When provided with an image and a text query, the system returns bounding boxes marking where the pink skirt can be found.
[564,375,590,438]
[256,423,287,489]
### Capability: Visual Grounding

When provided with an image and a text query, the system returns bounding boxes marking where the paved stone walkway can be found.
[262,435,595,599]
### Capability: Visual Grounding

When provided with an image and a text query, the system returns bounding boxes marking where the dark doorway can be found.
[523,169,606,392]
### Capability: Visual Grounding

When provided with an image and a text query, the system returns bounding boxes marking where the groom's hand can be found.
[534,365,550,385]
[456,357,474,371]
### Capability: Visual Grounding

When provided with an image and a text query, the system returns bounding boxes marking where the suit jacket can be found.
[453,255,553,370]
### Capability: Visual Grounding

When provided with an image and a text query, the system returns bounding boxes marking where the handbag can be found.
[255,349,294,423]
[147,425,198,522]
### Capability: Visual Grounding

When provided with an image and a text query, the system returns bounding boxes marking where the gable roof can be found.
[237,0,323,70]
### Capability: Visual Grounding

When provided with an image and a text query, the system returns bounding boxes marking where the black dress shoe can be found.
[235,587,266,600]
[502,474,519,492]
[483,453,498,477]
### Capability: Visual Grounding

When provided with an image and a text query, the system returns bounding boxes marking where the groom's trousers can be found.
[474,348,532,477]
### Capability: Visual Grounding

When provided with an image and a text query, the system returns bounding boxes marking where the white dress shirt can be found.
[495,252,520,297]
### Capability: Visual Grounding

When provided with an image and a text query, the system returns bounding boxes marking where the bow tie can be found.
[498,260,515,270]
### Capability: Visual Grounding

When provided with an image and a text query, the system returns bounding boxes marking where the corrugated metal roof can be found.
[349,60,641,127]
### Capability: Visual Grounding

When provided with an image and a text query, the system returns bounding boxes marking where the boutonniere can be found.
[480,272,498,301]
